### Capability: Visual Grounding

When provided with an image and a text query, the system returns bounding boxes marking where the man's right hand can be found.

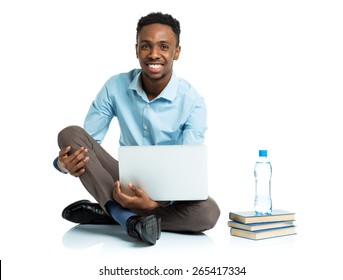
[58,146,89,177]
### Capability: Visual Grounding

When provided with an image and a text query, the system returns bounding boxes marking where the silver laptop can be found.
[118,145,208,201]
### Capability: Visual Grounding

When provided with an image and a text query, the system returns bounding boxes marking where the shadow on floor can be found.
[62,224,217,255]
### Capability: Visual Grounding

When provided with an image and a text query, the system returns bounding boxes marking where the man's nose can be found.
[149,46,161,59]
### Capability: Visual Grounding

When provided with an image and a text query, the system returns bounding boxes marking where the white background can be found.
[1,0,343,279]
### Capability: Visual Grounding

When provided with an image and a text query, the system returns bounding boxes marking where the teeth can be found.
[149,64,162,69]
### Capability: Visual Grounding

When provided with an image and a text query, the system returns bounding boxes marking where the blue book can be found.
[228,220,294,231]
[229,209,295,224]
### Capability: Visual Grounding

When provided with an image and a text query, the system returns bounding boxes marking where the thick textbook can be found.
[227,220,294,231]
[229,209,295,224]
[230,226,296,240]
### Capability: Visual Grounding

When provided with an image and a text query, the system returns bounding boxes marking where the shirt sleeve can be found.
[182,96,207,145]
[84,82,116,144]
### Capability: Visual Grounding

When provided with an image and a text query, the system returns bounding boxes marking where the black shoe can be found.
[62,200,117,225]
[126,215,161,245]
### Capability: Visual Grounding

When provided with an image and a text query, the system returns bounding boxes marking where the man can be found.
[54,12,220,245]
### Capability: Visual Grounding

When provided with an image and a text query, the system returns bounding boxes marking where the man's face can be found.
[136,23,181,83]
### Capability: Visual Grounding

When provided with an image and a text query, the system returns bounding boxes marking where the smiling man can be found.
[54,12,220,245]
[136,21,180,100]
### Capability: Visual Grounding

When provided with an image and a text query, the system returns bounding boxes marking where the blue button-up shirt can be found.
[84,69,207,146]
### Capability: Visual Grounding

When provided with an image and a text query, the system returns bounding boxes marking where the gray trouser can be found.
[57,125,220,232]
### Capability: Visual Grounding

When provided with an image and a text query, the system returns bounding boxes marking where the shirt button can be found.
[143,125,148,130]
[146,104,150,108]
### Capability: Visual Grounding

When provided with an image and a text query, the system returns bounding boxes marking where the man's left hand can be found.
[112,180,159,212]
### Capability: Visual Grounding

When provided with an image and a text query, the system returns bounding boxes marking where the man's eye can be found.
[141,44,150,49]
[161,44,169,50]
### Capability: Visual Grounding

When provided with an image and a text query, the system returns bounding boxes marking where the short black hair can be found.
[136,12,181,46]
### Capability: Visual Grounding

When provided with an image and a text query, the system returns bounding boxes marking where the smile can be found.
[147,64,163,69]
[146,63,164,73]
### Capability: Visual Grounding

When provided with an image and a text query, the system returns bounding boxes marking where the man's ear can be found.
[135,44,138,58]
[174,46,181,60]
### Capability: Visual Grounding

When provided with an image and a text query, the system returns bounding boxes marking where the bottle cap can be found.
[259,150,268,157]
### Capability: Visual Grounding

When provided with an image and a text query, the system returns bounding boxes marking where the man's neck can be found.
[141,73,172,101]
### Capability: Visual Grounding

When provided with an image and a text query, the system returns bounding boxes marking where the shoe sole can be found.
[141,215,161,245]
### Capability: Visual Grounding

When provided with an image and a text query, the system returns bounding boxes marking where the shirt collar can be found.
[129,70,178,102]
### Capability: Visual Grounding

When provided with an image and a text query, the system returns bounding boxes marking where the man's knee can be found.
[182,197,220,232]
[197,197,221,231]
[57,125,84,148]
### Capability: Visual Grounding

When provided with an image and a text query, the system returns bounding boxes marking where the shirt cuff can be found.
[53,157,68,174]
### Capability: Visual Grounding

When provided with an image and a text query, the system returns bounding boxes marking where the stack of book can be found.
[228,209,296,240]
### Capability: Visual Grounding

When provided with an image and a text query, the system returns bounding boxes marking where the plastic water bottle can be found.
[254,150,272,215]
